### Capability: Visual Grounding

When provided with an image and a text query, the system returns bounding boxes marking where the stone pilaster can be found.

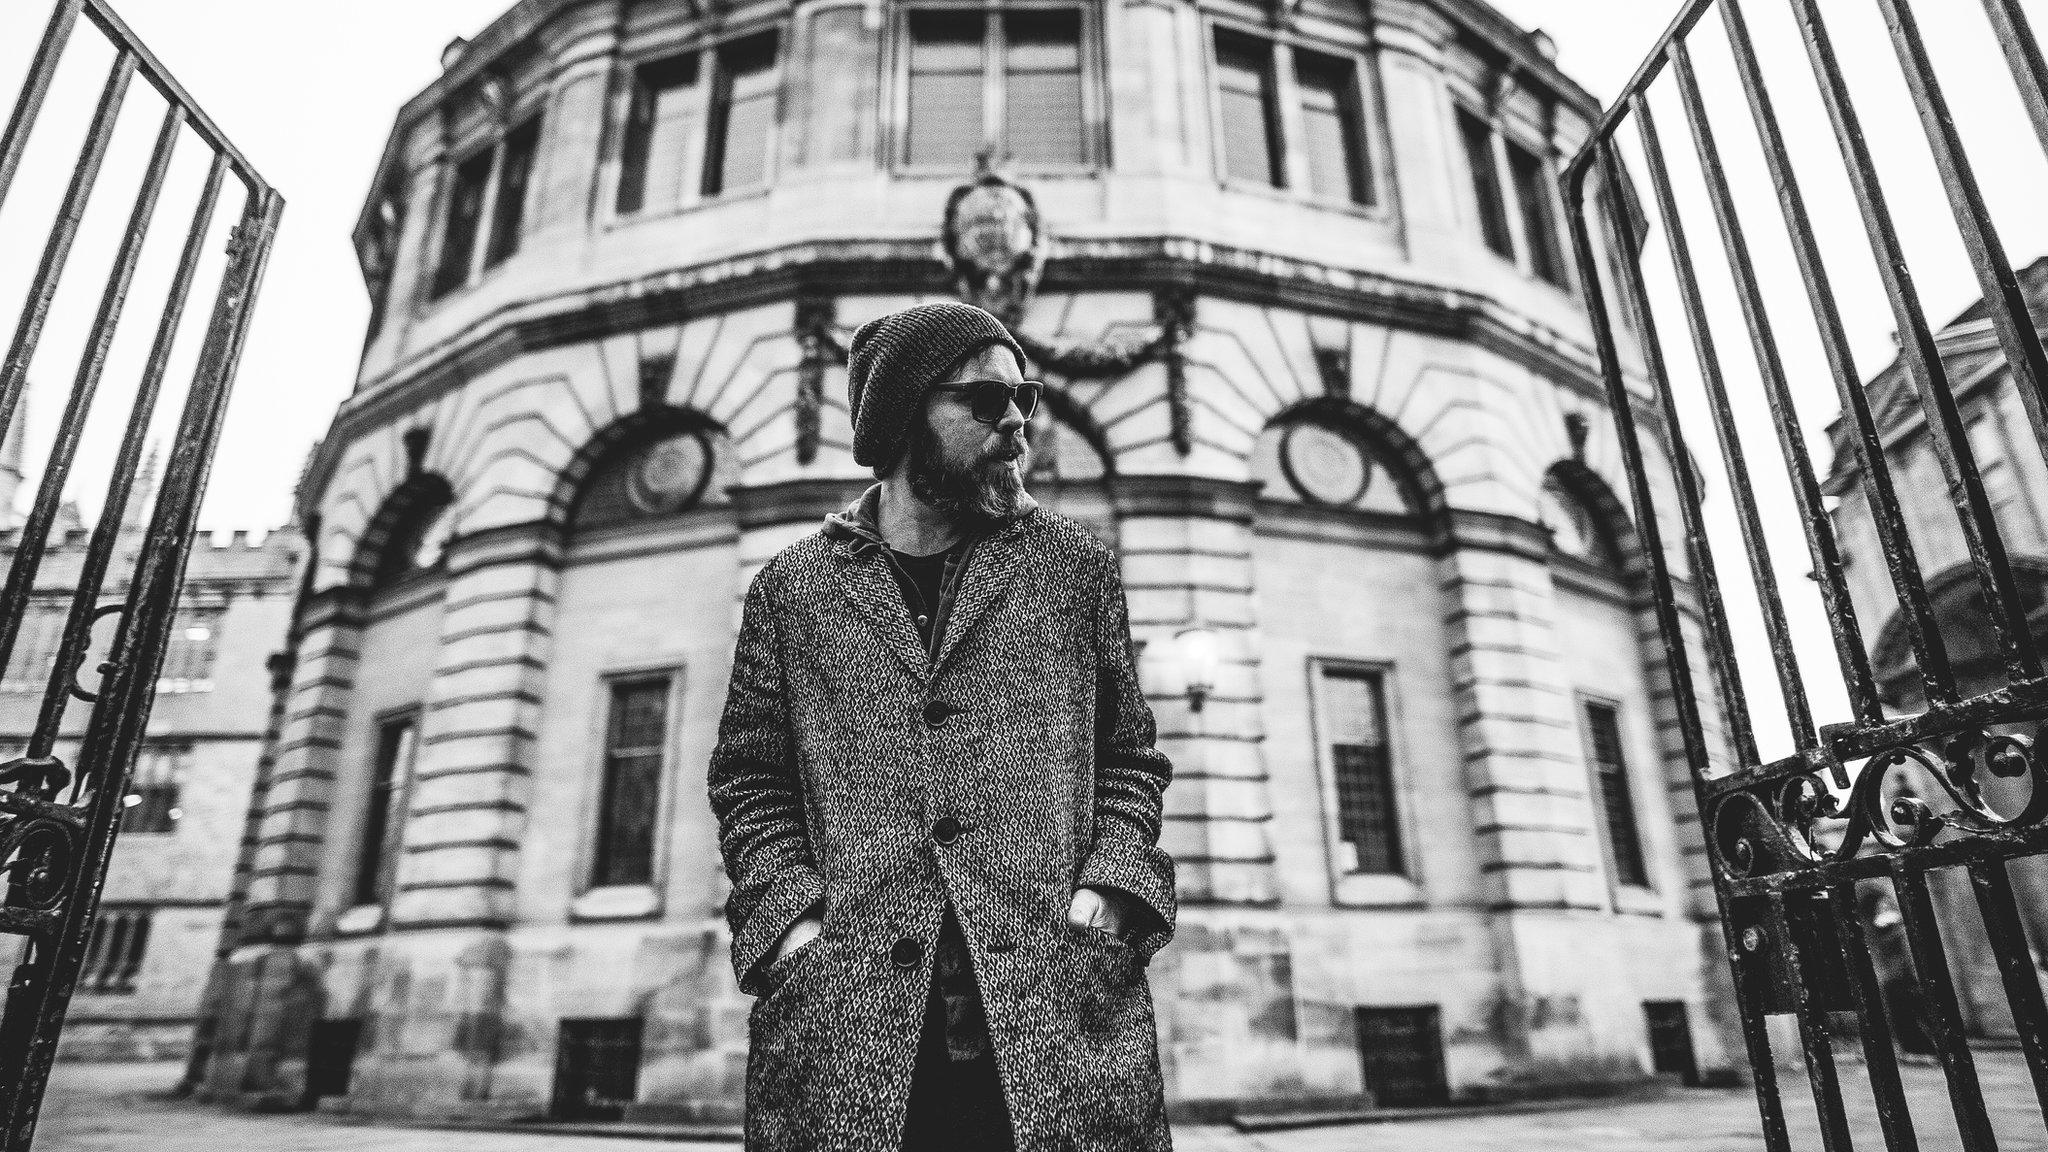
[532,1,621,236]
[1114,476,1278,907]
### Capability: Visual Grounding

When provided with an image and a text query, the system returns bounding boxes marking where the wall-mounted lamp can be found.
[1173,626,1222,714]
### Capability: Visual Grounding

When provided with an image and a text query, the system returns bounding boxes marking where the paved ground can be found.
[29,1056,2046,1151]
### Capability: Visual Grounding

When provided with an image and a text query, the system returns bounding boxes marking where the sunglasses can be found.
[929,379,1043,424]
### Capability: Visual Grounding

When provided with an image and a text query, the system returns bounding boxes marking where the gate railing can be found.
[1562,0,2048,1148]
[0,1,280,1147]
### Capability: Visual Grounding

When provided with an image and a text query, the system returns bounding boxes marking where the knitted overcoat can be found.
[707,489,1177,1152]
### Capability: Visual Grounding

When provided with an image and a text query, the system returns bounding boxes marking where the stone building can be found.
[195,0,1737,1120]
[0,449,303,1060]
[1824,256,2048,1042]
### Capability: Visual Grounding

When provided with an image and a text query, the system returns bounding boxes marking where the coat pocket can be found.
[754,935,826,1002]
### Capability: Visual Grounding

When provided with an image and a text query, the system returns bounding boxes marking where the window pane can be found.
[123,743,189,834]
[1215,32,1280,187]
[1295,51,1369,204]
[1508,140,1568,286]
[618,54,702,214]
[83,909,151,994]
[431,149,493,298]
[1586,703,1649,887]
[593,678,671,888]
[485,117,541,268]
[1003,9,1084,166]
[792,7,880,168]
[908,10,987,167]
[705,35,779,196]
[354,716,417,906]
[1458,109,1514,257]
[1322,669,1402,875]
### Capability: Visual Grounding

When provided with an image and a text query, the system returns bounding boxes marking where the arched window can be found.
[568,419,734,534]
[1251,415,1418,515]
[1538,473,1624,571]
[362,476,455,591]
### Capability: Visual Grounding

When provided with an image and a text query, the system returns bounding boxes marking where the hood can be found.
[822,482,1039,554]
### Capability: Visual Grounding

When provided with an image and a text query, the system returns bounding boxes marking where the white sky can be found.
[2,0,2046,760]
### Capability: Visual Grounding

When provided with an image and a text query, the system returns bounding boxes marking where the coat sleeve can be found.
[1075,552,1178,962]
[708,557,825,996]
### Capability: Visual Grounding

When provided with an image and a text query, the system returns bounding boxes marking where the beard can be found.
[906,418,1031,528]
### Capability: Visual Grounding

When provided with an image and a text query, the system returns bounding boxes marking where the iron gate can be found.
[0,1,280,1148]
[1562,0,2048,1148]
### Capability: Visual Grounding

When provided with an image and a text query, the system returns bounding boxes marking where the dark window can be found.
[1294,49,1370,204]
[122,743,191,834]
[81,908,151,994]
[1644,1001,1699,1085]
[430,148,493,299]
[1507,139,1568,286]
[552,1018,644,1121]
[703,34,780,197]
[1458,109,1514,258]
[1215,30,1282,187]
[592,678,671,888]
[907,10,990,167]
[304,1019,364,1101]
[484,117,541,268]
[1003,10,1084,166]
[160,607,222,685]
[1585,701,1650,888]
[1321,667,1403,875]
[373,495,453,588]
[353,715,418,907]
[617,54,703,215]
[1356,1006,1447,1106]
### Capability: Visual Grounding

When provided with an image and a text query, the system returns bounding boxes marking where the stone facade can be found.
[195,0,1738,1119]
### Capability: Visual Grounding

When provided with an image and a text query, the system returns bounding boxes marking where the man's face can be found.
[904,344,1033,525]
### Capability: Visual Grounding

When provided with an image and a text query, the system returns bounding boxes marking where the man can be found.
[707,301,1177,1151]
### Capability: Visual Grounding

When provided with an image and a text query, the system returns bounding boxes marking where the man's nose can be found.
[993,401,1026,436]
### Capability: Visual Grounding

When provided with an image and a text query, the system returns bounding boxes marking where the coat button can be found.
[933,815,964,845]
[922,700,955,728]
[890,937,924,969]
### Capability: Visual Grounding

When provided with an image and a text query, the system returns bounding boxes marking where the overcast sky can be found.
[2,0,2045,758]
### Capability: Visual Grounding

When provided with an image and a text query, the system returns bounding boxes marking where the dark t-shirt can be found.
[889,542,964,651]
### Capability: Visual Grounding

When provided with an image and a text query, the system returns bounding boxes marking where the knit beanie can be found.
[846,302,1026,472]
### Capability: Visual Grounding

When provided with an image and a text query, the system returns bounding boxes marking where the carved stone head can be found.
[941,160,1046,326]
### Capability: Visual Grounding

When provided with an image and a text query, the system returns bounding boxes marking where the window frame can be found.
[889,0,1106,176]
[611,24,788,222]
[427,108,546,302]
[121,741,192,836]
[348,706,422,915]
[1305,656,1424,907]
[574,663,686,919]
[1204,19,1389,215]
[80,905,153,995]
[1577,692,1659,903]
[1453,100,1576,293]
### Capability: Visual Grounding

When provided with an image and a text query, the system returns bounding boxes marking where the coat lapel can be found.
[832,543,930,680]
[932,515,1032,674]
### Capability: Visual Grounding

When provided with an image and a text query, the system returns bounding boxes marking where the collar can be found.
[822,482,1039,558]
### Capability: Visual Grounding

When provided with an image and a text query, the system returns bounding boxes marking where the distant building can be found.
[197,0,1738,1120]
[0,429,303,1060]
[1824,256,2048,1041]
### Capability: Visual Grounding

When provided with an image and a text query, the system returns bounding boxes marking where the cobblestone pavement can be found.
[30,1056,2047,1151]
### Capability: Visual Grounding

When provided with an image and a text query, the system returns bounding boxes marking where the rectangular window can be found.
[618,54,704,215]
[1507,139,1568,287]
[1355,1006,1448,1106]
[1294,49,1370,204]
[1585,701,1650,888]
[704,34,781,197]
[81,908,151,994]
[1003,9,1084,167]
[1215,30,1282,187]
[430,148,493,299]
[1644,1001,1699,1084]
[1458,108,1514,258]
[552,1018,645,1121]
[484,117,541,268]
[122,743,190,835]
[160,606,222,687]
[353,714,419,907]
[1321,667,1403,875]
[305,1019,364,1100]
[591,677,671,888]
[907,10,989,167]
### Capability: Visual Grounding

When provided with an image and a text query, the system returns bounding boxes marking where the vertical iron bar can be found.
[1975,0,2048,164]
[0,99,180,691]
[1668,38,1882,730]
[34,150,225,763]
[1873,0,2048,482]
[1719,0,1984,699]
[1893,866,1999,1151]
[0,50,134,483]
[1829,882,1922,1152]
[0,0,83,210]
[1567,135,1793,1152]
[1787,0,2038,695]
[1628,91,1807,765]
[0,188,281,1152]
[1776,894,1857,1152]
[1966,861,2048,1126]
